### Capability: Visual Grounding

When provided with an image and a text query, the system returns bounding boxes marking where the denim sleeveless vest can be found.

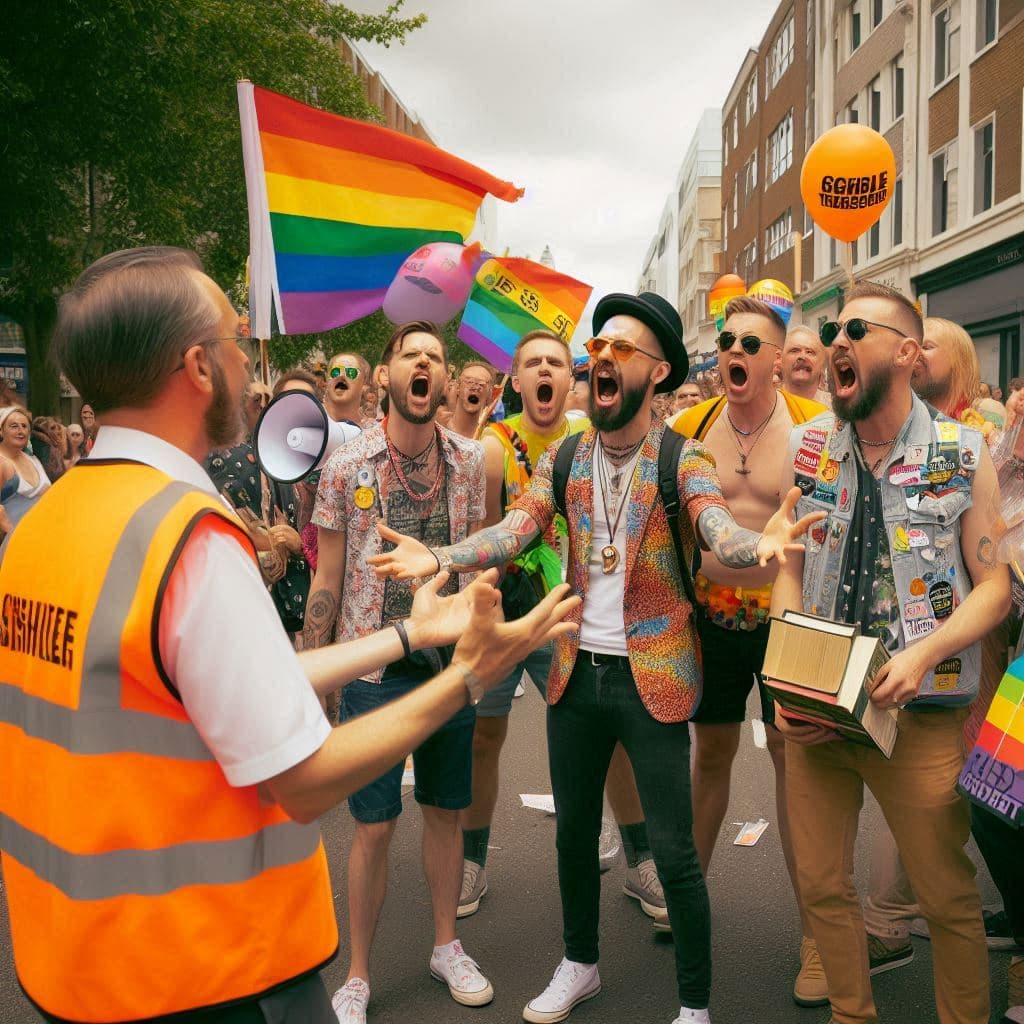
[790,395,983,708]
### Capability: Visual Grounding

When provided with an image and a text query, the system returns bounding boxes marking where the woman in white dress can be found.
[0,406,51,533]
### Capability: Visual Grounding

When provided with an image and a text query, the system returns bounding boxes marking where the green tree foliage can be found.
[0,0,425,413]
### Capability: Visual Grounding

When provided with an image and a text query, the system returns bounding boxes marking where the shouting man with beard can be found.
[773,281,1008,1024]
[459,329,662,929]
[306,320,494,1023]
[368,292,823,1024]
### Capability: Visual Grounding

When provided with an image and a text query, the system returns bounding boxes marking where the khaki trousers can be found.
[785,708,988,1024]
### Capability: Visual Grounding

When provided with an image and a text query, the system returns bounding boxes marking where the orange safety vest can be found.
[0,461,337,1023]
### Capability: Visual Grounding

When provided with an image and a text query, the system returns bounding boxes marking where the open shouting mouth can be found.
[593,364,620,408]
[832,354,858,399]
[410,373,430,399]
[726,361,749,394]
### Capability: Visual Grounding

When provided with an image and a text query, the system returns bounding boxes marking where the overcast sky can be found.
[348,0,777,338]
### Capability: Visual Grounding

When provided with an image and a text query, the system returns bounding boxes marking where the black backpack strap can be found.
[658,428,700,609]
[552,431,584,518]
[691,395,726,441]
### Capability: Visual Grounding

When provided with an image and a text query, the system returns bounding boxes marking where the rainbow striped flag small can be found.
[959,655,1024,827]
[237,82,523,337]
[457,257,592,373]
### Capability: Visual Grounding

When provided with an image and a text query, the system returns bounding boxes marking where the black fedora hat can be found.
[592,291,688,393]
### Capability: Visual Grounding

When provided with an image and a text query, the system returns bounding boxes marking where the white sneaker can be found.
[331,978,369,1024]
[523,957,601,1023]
[429,940,494,1006]
[670,1008,710,1023]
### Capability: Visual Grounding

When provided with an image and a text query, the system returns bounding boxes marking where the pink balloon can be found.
[383,243,477,325]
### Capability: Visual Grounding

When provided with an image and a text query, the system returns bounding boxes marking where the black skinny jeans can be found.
[547,653,711,1009]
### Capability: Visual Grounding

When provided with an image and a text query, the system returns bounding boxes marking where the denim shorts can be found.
[475,641,553,718]
[340,661,476,823]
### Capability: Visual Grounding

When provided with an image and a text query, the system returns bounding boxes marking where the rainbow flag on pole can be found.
[237,82,523,337]
[959,655,1024,827]
[457,257,592,373]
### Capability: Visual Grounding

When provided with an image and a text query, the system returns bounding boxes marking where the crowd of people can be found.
[0,244,1021,1024]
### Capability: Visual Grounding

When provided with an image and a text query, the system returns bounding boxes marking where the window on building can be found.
[871,0,884,27]
[892,55,905,120]
[765,209,793,262]
[744,74,758,124]
[869,77,881,131]
[830,236,839,269]
[723,127,729,164]
[766,16,795,94]
[932,144,958,235]
[731,185,738,229]
[723,212,728,252]
[742,152,758,204]
[976,0,997,48]
[733,109,739,147]
[804,206,814,234]
[934,4,961,86]
[697,290,708,324]
[892,177,903,245]
[973,119,995,214]
[850,0,863,51]
[868,221,880,258]
[766,111,794,184]
[846,100,859,125]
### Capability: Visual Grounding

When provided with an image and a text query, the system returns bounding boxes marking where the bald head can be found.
[782,325,827,399]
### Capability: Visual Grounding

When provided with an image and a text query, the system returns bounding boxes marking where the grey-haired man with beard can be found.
[772,281,1008,1024]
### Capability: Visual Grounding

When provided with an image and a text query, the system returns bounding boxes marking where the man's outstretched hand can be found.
[453,578,581,690]
[368,523,439,580]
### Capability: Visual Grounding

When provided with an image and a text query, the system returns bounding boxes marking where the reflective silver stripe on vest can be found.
[0,685,212,758]
[0,812,321,899]
[79,479,200,711]
[2,480,215,759]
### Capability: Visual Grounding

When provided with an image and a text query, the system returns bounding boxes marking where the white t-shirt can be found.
[579,450,642,657]
[89,427,330,787]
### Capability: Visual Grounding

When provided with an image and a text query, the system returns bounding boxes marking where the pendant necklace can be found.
[595,437,641,574]
[726,395,777,475]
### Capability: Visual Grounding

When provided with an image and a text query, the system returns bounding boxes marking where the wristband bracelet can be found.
[392,619,413,659]
[432,550,442,575]
[453,661,485,706]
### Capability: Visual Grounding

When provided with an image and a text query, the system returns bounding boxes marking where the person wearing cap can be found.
[368,291,822,1024]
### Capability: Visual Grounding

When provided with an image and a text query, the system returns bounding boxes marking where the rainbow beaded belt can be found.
[695,573,772,632]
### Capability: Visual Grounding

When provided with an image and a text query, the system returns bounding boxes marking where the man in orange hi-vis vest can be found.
[0,246,579,1024]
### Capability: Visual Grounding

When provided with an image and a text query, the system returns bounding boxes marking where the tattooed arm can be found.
[370,509,542,580]
[697,506,762,568]
[303,526,346,650]
[698,487,827,569]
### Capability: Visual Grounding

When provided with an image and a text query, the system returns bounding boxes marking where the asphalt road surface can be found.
[0,686,1012,1022]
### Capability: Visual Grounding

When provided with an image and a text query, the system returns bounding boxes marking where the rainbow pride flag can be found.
[457,257,592,373]
[237,82,523,337]
[959,655,1024,827]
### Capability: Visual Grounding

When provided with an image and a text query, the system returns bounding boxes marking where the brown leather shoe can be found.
[793,936,830,1007]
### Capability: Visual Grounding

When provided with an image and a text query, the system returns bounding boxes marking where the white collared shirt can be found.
[89,428,330,787]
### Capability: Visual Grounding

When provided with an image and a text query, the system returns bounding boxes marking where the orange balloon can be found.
[800,125,896,243]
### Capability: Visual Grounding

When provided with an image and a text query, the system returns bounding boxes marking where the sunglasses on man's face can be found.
[329,365,360,380]
[715,331,779,356]
[585,336,663,363]
[819,318,905,347]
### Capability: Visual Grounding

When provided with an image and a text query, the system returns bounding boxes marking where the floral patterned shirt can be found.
[312,422,486,682]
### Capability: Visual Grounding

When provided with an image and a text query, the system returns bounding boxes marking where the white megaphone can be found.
[254,390,362,483]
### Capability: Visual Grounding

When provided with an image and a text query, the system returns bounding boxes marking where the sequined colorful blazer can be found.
[515,422,727,722]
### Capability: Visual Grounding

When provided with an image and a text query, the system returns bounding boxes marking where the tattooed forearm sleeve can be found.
[697,506,762,569]
[303,587,339,649]
[438,508,542,572]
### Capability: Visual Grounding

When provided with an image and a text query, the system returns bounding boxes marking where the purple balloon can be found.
[383,243,477,325]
